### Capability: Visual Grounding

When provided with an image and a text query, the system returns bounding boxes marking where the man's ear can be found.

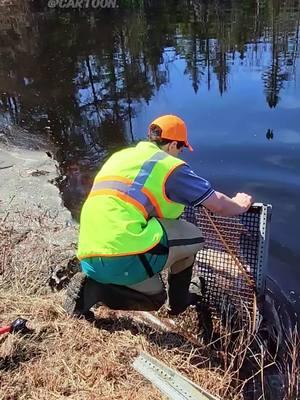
[170,141,177,150]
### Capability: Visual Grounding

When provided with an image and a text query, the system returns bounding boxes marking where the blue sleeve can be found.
[165,164,215,206]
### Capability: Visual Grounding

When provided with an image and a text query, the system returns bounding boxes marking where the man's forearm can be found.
[202,191,251,217]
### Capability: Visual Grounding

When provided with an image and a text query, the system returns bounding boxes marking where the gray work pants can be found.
[127,218,204,295]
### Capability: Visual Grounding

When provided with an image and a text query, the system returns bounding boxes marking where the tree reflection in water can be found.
[0,0,299,216]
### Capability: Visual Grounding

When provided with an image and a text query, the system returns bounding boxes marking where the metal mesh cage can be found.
[182,203,272,326]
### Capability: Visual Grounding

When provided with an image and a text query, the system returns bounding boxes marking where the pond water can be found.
[0,1,300,317]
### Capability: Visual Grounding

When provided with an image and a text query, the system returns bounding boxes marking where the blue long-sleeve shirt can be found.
[165,164,215,206]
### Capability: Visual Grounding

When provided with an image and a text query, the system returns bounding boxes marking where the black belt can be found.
[139,254,155,278]
[139,242,169,278]
[148,242,169,255]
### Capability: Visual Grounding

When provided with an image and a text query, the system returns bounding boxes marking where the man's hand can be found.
[231,193,253,213]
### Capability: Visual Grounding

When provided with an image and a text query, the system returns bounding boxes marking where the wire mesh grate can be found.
[182,204,271,325]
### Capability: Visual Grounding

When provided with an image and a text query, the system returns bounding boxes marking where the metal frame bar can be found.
[256,203,272,295]
[133,351,220,400]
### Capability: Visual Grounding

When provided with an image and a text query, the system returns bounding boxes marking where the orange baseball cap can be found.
[149,115,193,151]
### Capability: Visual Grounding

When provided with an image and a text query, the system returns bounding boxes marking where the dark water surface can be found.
[0,1,300,314]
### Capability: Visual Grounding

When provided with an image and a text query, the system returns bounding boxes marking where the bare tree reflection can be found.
[0,0,299,215]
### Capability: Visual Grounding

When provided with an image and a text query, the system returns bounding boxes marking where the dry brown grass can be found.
[1,292,237,400]
[0,210,246,399]
[0,209,76,294]
[2,210,297,399]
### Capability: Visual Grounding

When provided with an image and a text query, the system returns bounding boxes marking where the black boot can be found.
[65,272,167,316]
[167,266,193,315]
[64,272,95,321]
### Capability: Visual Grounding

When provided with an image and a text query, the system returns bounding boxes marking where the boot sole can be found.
[64,272,87,316]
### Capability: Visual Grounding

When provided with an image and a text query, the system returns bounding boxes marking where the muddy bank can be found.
[0,125,74,227]
[0,125,77,293]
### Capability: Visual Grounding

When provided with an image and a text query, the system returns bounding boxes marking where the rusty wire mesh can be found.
[182,204,271,325]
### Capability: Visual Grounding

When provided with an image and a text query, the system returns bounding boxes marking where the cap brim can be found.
[185,143,193,152]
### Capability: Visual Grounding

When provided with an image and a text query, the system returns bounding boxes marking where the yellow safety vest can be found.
[77,141,185,259]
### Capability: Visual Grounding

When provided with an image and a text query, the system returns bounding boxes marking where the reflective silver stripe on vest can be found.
[92,151,169,217]
[91,180,155,216]
[133,151,168,186]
